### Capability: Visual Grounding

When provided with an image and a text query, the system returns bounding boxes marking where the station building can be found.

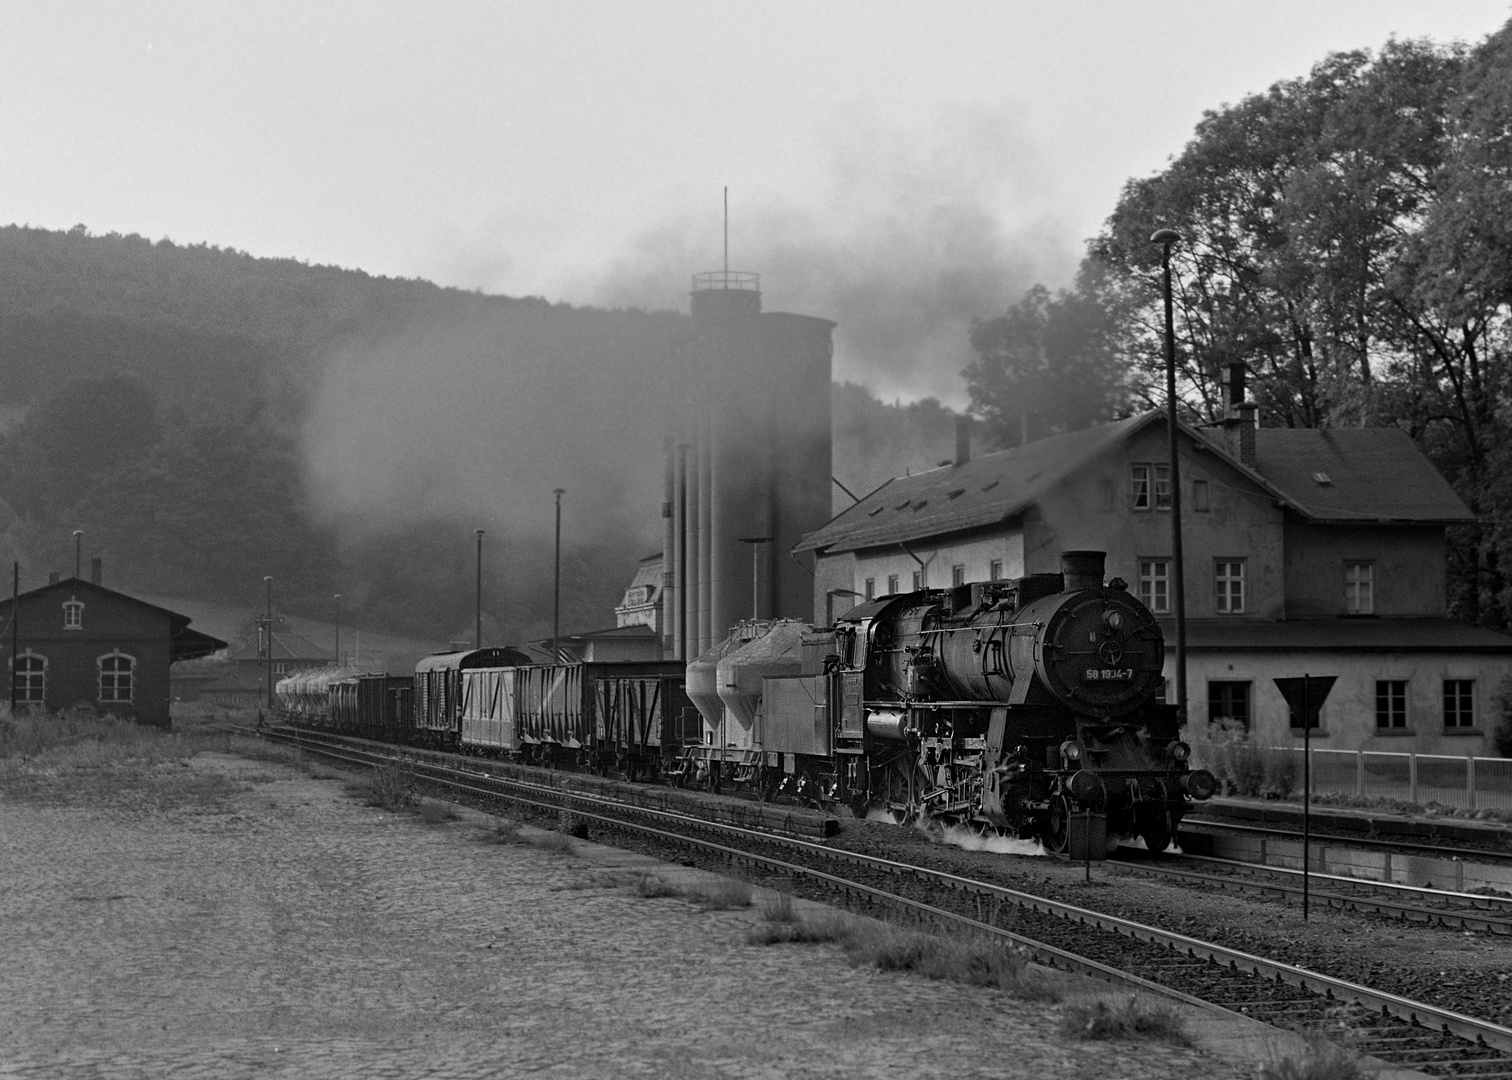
[0,574,225,727]
[796,387,1512,756]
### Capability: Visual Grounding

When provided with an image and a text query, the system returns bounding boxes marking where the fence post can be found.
[1356,750,1364,797]
[1409,753,1418,805]
[1468,755,1477,812]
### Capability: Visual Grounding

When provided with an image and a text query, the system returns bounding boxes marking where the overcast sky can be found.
[3,1,1508,404]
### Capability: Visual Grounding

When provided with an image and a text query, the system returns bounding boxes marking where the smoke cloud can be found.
[579,101,1080,407]
[301,304,690,641]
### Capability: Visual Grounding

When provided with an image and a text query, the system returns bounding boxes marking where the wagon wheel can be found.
[1044,795,1072,854]
[1138,806,1172,855]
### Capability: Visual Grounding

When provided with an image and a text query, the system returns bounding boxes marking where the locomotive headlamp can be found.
[1182,769,1217,800]
[1059,740,1083,762]
[1102,609,1124,631]
[1168,741,1191,762]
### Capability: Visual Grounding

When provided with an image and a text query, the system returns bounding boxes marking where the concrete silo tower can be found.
[661,271,834,660]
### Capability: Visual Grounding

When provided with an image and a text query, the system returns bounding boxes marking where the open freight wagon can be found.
[461,660,700,779]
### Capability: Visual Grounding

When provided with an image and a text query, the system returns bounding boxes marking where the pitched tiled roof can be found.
[1247,428,1473,524]
[795,414,1157,554]
[798,411,1473,555]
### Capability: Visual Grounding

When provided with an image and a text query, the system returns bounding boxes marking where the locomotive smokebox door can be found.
[1066,811,1107,862]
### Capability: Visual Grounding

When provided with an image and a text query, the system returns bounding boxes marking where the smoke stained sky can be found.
[5,1,1507,405]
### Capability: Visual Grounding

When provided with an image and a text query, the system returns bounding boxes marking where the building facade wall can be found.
[7,585,174,725]
[1283,522,1447,617]
[1182,649,1511,755]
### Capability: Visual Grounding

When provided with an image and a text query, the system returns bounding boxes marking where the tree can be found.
[964,280,1128,450]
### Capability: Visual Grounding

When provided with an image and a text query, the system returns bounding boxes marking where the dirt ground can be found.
[0,750,1258,1080]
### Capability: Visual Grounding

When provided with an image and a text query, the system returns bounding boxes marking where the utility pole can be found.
[334,593,342,667]
[475,529,485,651]
[263,576,274,714]
[552,490,565,659]
[1152,228,1188,726]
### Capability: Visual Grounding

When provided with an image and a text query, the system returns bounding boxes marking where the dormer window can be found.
[63,598,83,630]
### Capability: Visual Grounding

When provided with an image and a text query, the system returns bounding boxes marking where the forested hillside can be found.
[0,226,958,645]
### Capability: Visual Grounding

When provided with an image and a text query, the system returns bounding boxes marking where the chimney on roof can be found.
[91,557,101,586]
[1227,363,1246,411]
[1220,363,1259,467]
[955,415,972,467]
[48,571,59,585]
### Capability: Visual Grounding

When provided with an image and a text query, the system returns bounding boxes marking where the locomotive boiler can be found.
[748,550,1215,858]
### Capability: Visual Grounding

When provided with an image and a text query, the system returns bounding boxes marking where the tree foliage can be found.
[972,23,1512,627]
[964,280,1128,450]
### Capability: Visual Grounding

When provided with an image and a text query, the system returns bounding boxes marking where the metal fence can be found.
[1274,747,1512,811]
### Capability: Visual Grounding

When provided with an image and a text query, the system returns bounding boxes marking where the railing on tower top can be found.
[692,271,760,292]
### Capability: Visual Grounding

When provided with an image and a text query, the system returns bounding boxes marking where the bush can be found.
[1258,1033,1378,1080]
[1191,719,1297,798]
[1061,995,1190,1045]
[1492,677,1512,758]
[351,762,416,811]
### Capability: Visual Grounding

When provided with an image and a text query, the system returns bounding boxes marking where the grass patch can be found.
[634,873,682,898]
[760,891,799,924]
[1258,1034,1379,1080]
[349,762,417,811]
[529,830,578,855]
[687,878,753,910]
[417,799,460,824]
[1061,995,1190,1045]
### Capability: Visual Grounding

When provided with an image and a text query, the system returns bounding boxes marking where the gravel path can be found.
[0,753,1246,1080]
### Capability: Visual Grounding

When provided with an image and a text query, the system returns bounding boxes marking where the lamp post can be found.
[737,537,771,620]
[263,575,274,712]
[475,529,485,651]
[1151,227,1188,726]
[552,490,565,660]
[334,594,342,667]
[72,530,83,579]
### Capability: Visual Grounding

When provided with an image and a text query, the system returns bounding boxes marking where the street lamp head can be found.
[1150,228,1183,245]
[475,528,485,537]
[72,529,83,538]
[737,536,772,544]
[553,488,565,499]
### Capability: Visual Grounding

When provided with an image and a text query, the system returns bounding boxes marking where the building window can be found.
[864,578,875,601]
[989,559,1003,581]
[1138,559,1170,614]
[1130,463,1171,510]
[911,570,922,591]
[1131,464,1150,510]
[1444,679,1475,728]
[99,652,135,703]
[1215,560,1246,614]
[1345,561,1373,614]
[63,599,83,630]
[887,574,899,595]
[1376,680,1408,729]
[1193,479,1210,512]
[1207,681,1250,730]
[951,565,966,587]
[12,651,45,704]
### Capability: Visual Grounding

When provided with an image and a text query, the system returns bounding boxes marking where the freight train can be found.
[276,550,1215,858]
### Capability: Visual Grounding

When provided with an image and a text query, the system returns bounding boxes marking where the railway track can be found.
[1108,850,1512,934]
[250,724,1512,1075]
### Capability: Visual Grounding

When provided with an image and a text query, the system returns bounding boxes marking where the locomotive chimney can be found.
[1060,550,1106,591]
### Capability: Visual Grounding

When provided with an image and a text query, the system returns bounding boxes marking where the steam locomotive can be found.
[685,550,1214,856]
[277,549,1214,859]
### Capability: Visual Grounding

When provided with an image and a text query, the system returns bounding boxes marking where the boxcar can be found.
[517,660,696,775]
[415,648,527,748]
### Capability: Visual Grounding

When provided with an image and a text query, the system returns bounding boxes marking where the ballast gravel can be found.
[0,752,1252,1080]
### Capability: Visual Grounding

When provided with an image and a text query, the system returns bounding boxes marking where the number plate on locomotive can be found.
[1084,668,1134,681]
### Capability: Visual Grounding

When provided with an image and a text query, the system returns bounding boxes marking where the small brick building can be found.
[0,577,225,727]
